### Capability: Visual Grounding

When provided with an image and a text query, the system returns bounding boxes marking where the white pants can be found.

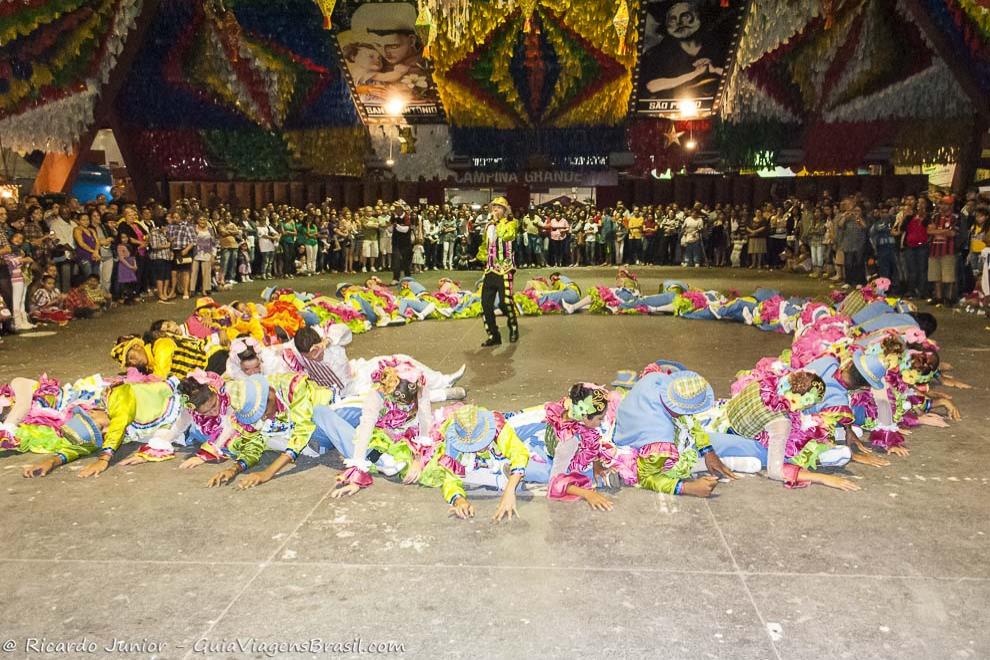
[305,244,318,273]
[10,279,29,329]
[442,240,455,269]
[100,259,114,292]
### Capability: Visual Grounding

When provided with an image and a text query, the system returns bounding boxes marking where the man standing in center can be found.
[477,197,519,347]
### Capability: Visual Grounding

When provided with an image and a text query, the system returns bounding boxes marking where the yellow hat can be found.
[110,336,146,367]
[490,197,510,210]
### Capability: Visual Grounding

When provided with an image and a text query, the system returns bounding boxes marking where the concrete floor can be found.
[1,266,988,660]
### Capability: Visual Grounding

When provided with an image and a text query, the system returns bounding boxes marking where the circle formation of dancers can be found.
[0,271,964,521]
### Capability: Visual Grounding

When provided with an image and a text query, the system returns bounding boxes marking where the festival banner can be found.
[332,0,445,124]
[631,0,741,117]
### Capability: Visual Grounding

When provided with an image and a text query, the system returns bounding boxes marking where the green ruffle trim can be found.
[514,293,541,317]
[15,424,95,460]
[368,428,415,477]
[588,287,607,313]
[452,300,482,319]
[418,460,447,489]
[791,441,829,470]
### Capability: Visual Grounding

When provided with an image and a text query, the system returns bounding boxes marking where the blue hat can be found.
[753,288,779,302]
[335,283,352,299]
[301,310,320,326]
[653,359,687,374]
[658,371,714,416]
[611,370,639,389]
[444,405,498,454]
[851,348,887,389]
[261,286,277,301]
[229,374,271,425]
[401,278,426,295]
[62,409,104,448]
[662,279,688,293]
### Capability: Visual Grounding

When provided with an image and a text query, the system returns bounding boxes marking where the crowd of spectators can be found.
[2,186,987,342]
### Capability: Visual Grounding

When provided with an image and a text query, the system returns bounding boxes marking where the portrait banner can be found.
[333,0,446,124]
[632,0,742,117]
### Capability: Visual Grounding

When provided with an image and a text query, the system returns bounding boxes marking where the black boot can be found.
[482,335,502,347]
[508,322,519,343]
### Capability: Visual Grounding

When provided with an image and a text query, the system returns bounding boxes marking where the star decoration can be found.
[664,123,685,147]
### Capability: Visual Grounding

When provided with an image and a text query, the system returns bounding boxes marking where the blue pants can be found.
[682,241,703,266]
[310,405,359,457]
[621,292,675,310]
[538,289,580,307]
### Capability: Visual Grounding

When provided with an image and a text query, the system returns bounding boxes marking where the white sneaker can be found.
[720,456,762,474]
[417,302,437,320]
[562,300,576,314]
[818,445,852,467]
[440,386,466,401]
[376,453,405,477]
[447,364,466,385]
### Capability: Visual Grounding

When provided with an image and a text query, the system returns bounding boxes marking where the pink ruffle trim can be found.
[340,466,374,488]
[437,453,465,476]
[136,445,175,461]
[781,463,808,489]
[869,428,905,450]
[548,473,592,501]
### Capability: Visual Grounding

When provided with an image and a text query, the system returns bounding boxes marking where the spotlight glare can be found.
[384,97,406,117]
[677,99,699,118]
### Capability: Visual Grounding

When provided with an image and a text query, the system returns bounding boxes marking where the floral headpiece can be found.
[567,385,609,421]
[231,336,263,356]
[777,373,825,411]
[372,357,425,395]
[899,351,937,385]
[179,369,225,409]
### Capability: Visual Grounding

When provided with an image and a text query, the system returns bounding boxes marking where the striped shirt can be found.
[929,213,957,258]
[152,336,209,379]
[281,349,346,394]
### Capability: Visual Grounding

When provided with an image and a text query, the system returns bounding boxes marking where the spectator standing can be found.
[869,205,898,289]
[927,197,958,305]
[899,202,930,299]
[279,212,298,277]
[255,215,277,280]
[680,208,705,267]
[148,217,174,302]
[841,205,869,287]
[190,216,217,296]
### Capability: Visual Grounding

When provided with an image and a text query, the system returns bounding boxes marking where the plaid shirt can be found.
[148,226,172,260]
[0,225,9,251]
[22,220,45,243]
[166,221,195,252]
[725,381,785,439]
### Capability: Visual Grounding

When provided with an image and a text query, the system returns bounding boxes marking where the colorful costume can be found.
[477,197,519,344]
[421,405,530,505]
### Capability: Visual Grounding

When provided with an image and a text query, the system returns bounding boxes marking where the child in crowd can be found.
[116,242,140,303]
[237,242,253,283]
[3,231,34,330]
[412,236,425,273]
[730,229,747,268]
[783,245,812,273]
[29,274,73,325]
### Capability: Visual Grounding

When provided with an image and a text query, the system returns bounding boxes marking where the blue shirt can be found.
[805,356,850,413]
[857,312,918,334]
[613,373,677,449]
